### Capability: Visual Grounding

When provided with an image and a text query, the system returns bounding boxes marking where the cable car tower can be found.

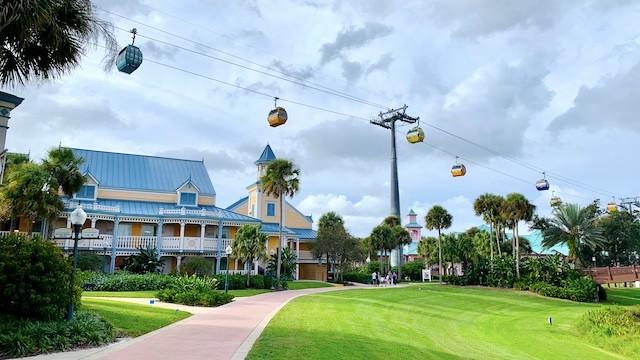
[370,104,419,279]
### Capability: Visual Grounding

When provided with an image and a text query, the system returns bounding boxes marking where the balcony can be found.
[52,234,232,254]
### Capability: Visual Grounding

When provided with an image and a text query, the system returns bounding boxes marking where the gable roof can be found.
[227,196,248,211]
[255,144,276,164]
[71,148,216,195]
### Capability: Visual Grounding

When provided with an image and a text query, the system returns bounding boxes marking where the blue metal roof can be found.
[227,196,248,211]
[260,222,295,234]
[408,209,417,215]
[290,228,317,240]
[71,148,216,196]
[66,199,258,222]
[254,144,276,164]
[405,222,422,228]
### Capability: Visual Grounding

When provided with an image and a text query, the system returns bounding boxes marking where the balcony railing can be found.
[52,234,233,253]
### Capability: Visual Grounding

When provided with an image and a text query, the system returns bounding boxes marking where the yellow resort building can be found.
[24,145,324,280]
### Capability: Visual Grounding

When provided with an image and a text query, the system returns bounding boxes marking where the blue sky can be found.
[4,0,640,237]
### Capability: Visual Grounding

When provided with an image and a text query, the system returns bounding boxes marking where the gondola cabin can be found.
[550,196,562,207]
[116,45,143,74]
[268,107,287,127]
[406,127,425,143]
[607,202,617,212]
[535,179,549,191]
[451,164,466,177]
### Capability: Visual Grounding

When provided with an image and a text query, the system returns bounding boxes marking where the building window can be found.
[179,192,197,206]
[75,185,96,200]
[221,228,230,239]
[266,202,276,217]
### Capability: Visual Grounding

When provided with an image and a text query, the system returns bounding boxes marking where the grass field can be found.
[82,298,191,337]
[83,291,158,298]
[287,281,334,290]
[248,286,635,360]
[607,288,640,306]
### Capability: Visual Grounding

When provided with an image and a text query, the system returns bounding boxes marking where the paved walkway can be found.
[22,285,369,360]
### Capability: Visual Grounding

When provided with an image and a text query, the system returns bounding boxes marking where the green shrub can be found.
[487,256,517,288]
[0,234,80,321]
[0,312,116,358]
[71,252,103,272]
[156,275,232,307]
[529,277,598,302]
[81,272,180,291]
[250,275,265,289]
[578,305,640,358]
[343,271,371,284]
[124,246,163,274]
[181,256,212,276]
[367,260,381,274]
[402,260,426,281]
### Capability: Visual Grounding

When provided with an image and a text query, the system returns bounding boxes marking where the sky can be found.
[3,0,640,238]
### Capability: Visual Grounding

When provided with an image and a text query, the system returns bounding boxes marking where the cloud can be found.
[432,58,554,158]
[290,118,388,174]
[140,41,176,61]
[548,61,640,133]
[320,22,393,65]
[429,0,565,39]
[268,60,315,80]
[154,148,251,173]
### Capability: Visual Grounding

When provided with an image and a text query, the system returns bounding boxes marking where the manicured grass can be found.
[248,286,626,360]
[82,298,191,337]
[606,288,640,306]
[287,281,334,290]
[83,291,158,298]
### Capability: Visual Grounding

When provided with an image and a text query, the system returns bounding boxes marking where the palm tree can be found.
[541,203,605,266]
[383,215,411,280]
[473,194,503,262]
[260,159,300,284]
[42,147,85,197]
[501,193,535,278]
[232,224,267,287]
[1,0,117,86]
[369,224,394,273]
[313,212,348,282]
[425,205,452,284]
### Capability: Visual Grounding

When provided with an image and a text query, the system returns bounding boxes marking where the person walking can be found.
[372,271,378,286]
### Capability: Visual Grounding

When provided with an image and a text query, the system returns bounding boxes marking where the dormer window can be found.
[75,184,97,200]
[179,192,197,206]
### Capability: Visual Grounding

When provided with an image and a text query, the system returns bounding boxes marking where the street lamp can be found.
[224,245,232,294]
[68,206,87,321]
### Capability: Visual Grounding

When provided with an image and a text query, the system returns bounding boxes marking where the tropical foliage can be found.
[260,159,300,284]
[1,0,117,86]
[232,224,268,287]
[425,205,452,284]
[124,246,164,274]
[266,248,297,281]
[313,212,364,283]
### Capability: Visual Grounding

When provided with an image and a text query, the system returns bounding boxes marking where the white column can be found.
[234,258,239,273]
[176,256,182,273]
[179,222,185,252]
[254,261,258,275]
[90,217,97,228]
[200,223,205,252]
[296,238,300,280]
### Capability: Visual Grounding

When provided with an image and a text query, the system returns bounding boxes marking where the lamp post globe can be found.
[67,207,87,321]
[224,245,232,294]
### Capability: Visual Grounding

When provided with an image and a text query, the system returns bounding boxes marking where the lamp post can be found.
[224,245,232,294]
[68,206,87,321]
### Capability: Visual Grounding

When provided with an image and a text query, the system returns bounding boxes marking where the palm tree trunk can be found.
[515,224,520,278]
[246,259,252,288]
[276,194,283,284]
[495,224,502,256]
[438,229,443,285]
[489,221,494,262]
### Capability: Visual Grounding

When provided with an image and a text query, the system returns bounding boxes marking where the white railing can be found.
[117,236,158,249]
[66,201,120,212]
[159,207,223,217]
[298,250,315,261]
[0,231,31,237]
[220,270,252,275]
[50,234,233,253]
[53,235,111,250]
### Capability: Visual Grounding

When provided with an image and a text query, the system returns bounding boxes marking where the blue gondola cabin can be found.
[116,45,143,74]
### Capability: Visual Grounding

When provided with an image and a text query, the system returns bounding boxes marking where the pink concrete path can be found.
[98,286,349,360]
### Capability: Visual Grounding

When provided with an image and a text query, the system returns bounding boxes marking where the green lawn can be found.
[248,286,630,360]
[83,291,158,298]
[82,298,191,337]
[607,288,640,306]
[287,281,334,290]
[230,289,273,297]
